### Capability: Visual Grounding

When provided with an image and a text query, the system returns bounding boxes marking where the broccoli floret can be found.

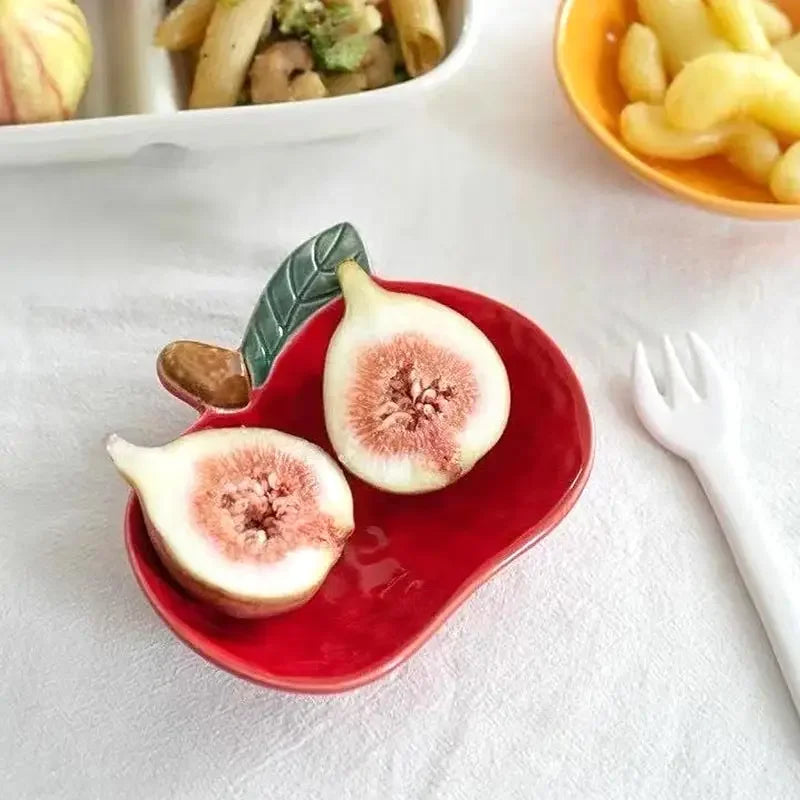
[314,33,369,72]
[276,0,327,35]
[275,1,371,73]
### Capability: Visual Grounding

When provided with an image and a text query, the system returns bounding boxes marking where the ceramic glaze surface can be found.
[126,281,593,692]
[157,222,371,410]
[241,223,370,388]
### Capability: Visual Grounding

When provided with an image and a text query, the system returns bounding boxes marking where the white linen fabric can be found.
[2,2,800,797]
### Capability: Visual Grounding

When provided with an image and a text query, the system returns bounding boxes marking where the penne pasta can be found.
[155,0,217,51]
[388,0,446,77]
[190,0,276,108]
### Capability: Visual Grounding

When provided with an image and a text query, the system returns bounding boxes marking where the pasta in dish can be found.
[157,0,448,109]
[389,0,445,77]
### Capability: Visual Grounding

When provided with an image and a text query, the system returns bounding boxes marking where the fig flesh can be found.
[323,261,511,494]
[108,428,354,618]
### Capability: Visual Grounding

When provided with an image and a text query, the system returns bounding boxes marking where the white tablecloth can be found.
[3,2,800,797]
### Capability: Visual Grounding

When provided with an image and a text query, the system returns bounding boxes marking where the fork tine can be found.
[632,342,668,427]
[662,335,699,406]
[687,331,727,399]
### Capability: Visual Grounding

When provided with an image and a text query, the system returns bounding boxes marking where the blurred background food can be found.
[156,0,447,110]
[556,0,800,216]
[0,0,93,125]
[615,0,800,204]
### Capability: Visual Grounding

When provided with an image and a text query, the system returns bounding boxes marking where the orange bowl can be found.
[555,0,800,219]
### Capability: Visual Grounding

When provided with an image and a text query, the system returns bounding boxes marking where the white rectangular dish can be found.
[0,0,475,166]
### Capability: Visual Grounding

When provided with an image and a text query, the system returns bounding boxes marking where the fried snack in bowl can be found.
[665,52,800,136]
[636,0,731,77]
[555,0,800,218]
[618,23,667,102]
[770,141,800,200]
[726,123,784,183]
[621,102,780,183]
[755,0,794,40]
[776,32,800,68]
[708,0,773,56]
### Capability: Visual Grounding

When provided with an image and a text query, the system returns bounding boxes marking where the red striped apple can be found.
[0,0,93,125]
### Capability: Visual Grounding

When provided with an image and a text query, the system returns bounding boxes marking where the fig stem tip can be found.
[336,260,378,309]
[335,259,365,282]
[106,433,135,460]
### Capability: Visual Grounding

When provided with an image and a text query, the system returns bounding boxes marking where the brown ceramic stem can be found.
[157,340,251,411]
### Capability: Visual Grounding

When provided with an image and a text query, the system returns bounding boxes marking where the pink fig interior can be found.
[125,280,593,692]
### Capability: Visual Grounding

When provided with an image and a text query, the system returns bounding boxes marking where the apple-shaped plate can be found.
[124,223,594,693]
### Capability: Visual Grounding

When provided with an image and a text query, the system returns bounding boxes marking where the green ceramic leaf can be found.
[240,222,371,388]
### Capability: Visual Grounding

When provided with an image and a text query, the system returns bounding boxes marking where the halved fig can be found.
[107,428,354,618]
[323,261,511,494]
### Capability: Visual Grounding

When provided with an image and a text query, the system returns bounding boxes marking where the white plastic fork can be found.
[632,333,800,716]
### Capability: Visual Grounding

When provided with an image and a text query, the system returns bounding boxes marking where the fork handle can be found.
[694,448,800,712]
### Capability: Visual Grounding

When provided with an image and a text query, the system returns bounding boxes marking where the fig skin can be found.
[142,513,327,618]
[323,261,511,494]
[108,428,354,619]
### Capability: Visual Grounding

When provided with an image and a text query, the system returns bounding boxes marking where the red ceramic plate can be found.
[125,280,593,693]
